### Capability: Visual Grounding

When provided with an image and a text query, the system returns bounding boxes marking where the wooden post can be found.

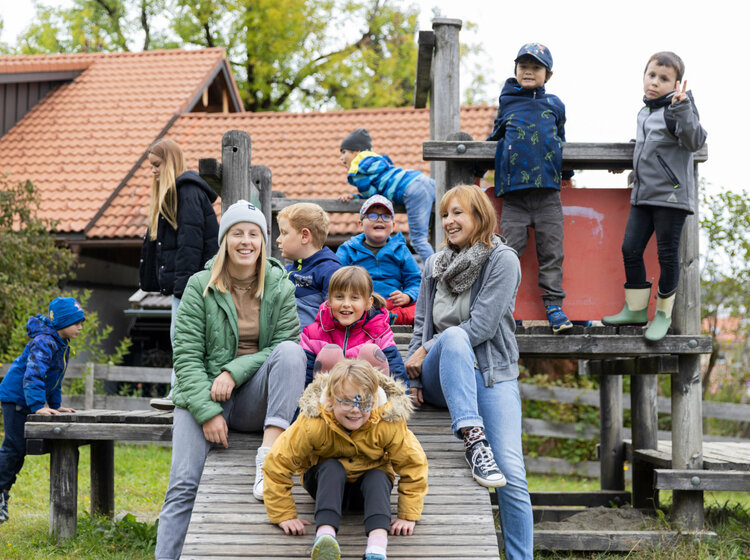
[220,130,253,213]
[90,441,115,518]
[430,18,462,248]
[631,374,659,509]
[599,373,624,490]
[670,161,704,529]
[445,132,477,189]
[49,441,79,540]
[251,165,273,251]
[84,362,95,410]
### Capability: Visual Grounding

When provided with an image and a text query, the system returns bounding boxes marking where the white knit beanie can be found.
[218,200,268,245]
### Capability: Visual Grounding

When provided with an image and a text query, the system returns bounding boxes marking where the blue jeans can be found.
[0,402,30,492]
[402,176,436,264]
[154,341,306,560]
[420,327,533,560]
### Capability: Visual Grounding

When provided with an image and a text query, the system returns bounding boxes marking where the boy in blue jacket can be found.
[0,297,85,523]
[338,128,435,265]
[481,43,574,333]
[337,195,421,325]
[277,202,341,329]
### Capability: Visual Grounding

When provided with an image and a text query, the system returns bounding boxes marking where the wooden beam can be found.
[413,30,434,109]
[526,491,630,507]
[532,529,716,552]
[654,469,750,492]
[515,334,712,358]
[24,422,173,441]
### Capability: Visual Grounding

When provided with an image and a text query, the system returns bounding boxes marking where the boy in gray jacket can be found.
[603,51,707,341]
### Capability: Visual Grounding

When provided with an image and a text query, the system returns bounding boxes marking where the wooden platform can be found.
[181,405,500,559]
[626,440,750,472]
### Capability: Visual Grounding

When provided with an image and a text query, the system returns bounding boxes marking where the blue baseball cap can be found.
[515,43,553,70]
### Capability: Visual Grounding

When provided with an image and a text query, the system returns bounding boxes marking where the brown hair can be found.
[328,266,387,310]
[277,202,330,249]
[439,184,497,249]
[203,224,267,298]
[147,138,186,239]
[644,51,685,82]
[325,359,380,406]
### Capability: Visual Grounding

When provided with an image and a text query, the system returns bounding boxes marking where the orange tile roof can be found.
[90,105,496,238]
[0,48,237,233]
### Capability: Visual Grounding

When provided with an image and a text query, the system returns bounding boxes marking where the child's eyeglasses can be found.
[362,213,393,222]
[335,395,374,413]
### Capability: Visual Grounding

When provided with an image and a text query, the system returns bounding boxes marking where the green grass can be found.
[0,446,748,559]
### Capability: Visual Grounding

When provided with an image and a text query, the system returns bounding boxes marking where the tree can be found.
[14,0,420,111]
[699,185,750,399]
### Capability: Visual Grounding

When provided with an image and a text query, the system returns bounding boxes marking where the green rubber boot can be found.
[602,286,651,326]
[644,292,676,342]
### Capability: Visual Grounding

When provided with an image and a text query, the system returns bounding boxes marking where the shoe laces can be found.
[471,443,498,471]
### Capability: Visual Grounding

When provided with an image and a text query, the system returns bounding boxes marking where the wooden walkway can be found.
[181,405,499,559]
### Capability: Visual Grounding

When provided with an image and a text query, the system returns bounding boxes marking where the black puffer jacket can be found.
[139,170,219,298]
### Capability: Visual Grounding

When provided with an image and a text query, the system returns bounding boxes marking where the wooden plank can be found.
[515,334,712,358]
[532,529,716,551]
[526,491,630,508]
[654,469,750,492]
[413,30,434,108]
[49,441,79,541]
[422,141,709,167]
[24,422,172,441]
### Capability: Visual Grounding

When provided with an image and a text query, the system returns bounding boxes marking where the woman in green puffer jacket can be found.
[155,200,306,560]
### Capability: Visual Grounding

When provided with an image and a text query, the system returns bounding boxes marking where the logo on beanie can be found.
[247,204,257,211]
[50,310,55,320]
[74,301,83,311]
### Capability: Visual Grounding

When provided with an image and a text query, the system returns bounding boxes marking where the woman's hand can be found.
[405,346,427,379]
[279,518,311,535]
[391,518,416,536]
[202,414,229,448]
[409,387,423,407]
[211,371,236,402]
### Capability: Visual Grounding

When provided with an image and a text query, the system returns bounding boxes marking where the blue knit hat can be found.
[49,297,86,330]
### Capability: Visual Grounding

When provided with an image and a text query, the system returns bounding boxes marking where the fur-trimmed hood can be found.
[299,371,413,424]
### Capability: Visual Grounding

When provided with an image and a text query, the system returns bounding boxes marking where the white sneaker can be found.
[253,446,270,501]
[149,397,174,411]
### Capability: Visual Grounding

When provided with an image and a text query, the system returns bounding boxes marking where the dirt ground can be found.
[534,505,663,531]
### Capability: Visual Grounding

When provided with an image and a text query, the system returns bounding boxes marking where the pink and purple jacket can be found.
[300,302,408,387]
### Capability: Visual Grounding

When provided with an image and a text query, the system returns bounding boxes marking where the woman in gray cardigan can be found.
[405,184,533,560]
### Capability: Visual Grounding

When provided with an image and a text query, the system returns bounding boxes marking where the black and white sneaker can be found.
[0,490,9,523]
[465,443,506,488]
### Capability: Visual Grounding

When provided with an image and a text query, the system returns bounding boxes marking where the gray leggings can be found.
[154,341,306,560]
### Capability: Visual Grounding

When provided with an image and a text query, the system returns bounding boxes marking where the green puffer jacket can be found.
[172,257,300,425]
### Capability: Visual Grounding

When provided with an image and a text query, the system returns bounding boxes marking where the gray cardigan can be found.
[406,241,521,388]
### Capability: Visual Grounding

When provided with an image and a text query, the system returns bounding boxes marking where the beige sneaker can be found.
[149,397,175,411]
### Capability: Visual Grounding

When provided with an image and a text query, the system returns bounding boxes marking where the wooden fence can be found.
[3,362,747,477]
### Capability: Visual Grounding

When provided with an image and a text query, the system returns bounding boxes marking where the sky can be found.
[0,0,745,195]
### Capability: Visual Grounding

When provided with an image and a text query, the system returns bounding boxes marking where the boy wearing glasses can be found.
[263,359,427,560]
[337,195,422,325]
[338,128,435,264]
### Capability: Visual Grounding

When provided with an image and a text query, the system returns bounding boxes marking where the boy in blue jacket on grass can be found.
[338,128,435,265]
[481,42,575,333]
[337,195,421,325]
[0,297,85,523]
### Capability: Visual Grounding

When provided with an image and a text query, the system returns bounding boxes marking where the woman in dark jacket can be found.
[139,138,219,409]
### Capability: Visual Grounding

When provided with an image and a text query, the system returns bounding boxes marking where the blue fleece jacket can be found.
[0,315,70,412]
[488,78,573,197]
[286,247,341,329]
[336,232,421,303]
[347,151,423,205]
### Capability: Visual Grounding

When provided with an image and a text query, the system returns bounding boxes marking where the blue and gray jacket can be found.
[286,247,341,330]
[488,78,573,197]
[0,315,70,412]
[347,151,422,205]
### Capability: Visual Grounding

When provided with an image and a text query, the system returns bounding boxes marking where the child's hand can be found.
[560,179,573,189]
[279,518,311,535]
[391,518,415,536]
[338,193,355,202]
[608,169,625,174]
[410,387,423,407]
[388,291,410,307]
[57,407,76,413]
[35,407,60,415]
[672,80,688,104]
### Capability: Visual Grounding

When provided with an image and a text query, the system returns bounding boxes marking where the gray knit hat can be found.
[340,128,372,151]
[218,200,268,244]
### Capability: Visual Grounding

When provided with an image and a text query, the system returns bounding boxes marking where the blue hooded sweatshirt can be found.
[286,247,342,329]
[0,315,70,412]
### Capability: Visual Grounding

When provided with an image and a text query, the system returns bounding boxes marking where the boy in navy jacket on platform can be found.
[481,42,575,333]
[0,297,85,523]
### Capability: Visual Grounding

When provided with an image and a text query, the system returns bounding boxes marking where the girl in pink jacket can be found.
[301,266,408,388]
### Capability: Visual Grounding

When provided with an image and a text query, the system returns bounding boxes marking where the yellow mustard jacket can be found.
[263,373,428,523]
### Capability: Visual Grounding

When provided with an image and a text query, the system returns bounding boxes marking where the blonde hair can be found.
[328,266,387,310]
[439,184,497,249]
[277,203,330,249]
[326,359,380,406]
[203,226,267,298]
[147,138,186,239]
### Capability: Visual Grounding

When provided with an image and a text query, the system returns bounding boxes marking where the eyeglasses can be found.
[361,213,394,222]
[335,395,374,413]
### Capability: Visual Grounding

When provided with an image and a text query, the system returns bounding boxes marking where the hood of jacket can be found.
[176,170,218,203]
[298,371,413,424]
[501,77,546,98]
[26,314,63,342]
[295,246,339,270]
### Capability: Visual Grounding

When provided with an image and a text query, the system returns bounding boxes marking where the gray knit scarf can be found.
[433,234,501,295]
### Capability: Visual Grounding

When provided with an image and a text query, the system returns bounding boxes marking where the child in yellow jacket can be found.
[263,359,428,560]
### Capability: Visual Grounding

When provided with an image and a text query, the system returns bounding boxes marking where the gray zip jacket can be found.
[406,239,521,388]
[631,92,707,213]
